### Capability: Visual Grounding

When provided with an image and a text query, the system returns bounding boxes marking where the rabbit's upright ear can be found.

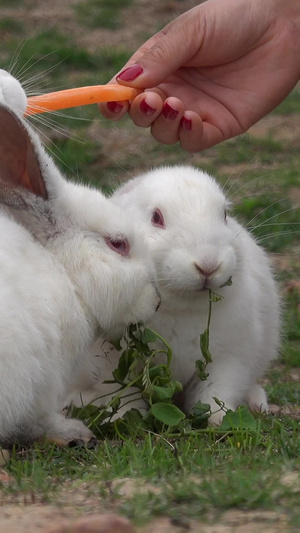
[0,106,47,202]
[0,107,61,243]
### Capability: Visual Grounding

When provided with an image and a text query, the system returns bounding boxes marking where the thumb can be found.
[116,11,202,88]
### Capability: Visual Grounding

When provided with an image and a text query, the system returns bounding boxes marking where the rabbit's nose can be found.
[194,262,220,278]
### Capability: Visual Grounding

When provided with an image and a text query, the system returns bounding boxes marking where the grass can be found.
[0,1,299,530]
[1,417,299,525]
[75,0,134,29]
[48,137,102,184]
[266,376,300,405]
[1,286,299,526]
[273,86,300,114]
[5,30,99,74]
[0,0,23,5]
[233,195,300,252]
[215,134,285,166]
[0,18,24,34]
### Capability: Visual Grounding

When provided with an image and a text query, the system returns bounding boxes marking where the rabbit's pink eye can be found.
[105,237,130,257]
[151,208,165,228]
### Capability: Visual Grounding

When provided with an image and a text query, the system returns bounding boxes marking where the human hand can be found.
[99,0,300,152]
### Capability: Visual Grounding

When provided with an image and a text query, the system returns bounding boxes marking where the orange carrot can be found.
[25,84,142,116]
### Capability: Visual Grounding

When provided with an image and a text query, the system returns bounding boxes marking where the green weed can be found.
[69,290,238,439]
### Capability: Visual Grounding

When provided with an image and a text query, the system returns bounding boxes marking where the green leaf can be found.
[219,406,258,431]
[192,401,211,417]
[153,384,176,401]
[121,408,144,428]
[195,359,209,381]
[200,329,212,364]
[112,350,133,382]
[149,366,165,379]
[189,401,211,428]
[172,381,183,394]
[209,291,224,303]
[110,396,121,412]
[128,357,139,373]
[109,338,123,351]
[138,327,159,344]
[213,396,225,407]
[150,403,186,426]
[142,361,154,396]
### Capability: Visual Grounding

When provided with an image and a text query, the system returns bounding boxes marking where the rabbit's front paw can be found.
[45,415,95,446]
[207,398,237,427]
[247,383,268,414]
[208,409,227,427]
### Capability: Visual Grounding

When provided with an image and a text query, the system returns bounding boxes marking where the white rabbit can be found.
[106,165,280,426]
[0,71,159,445]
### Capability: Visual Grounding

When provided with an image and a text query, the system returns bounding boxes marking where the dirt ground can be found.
[0,474,294,533]
[0,506,290,533]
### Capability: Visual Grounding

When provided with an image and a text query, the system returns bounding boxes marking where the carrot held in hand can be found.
[25,84,142,116]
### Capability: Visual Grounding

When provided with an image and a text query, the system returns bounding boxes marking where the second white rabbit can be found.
[76,165,280,426]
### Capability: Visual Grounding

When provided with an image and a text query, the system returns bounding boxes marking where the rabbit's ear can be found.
[0,107,61,243]
[0,106,47,200]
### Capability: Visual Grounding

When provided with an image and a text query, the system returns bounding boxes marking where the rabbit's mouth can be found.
[202,275,233,291]
[162,273,232,297]
[194,275,233,293]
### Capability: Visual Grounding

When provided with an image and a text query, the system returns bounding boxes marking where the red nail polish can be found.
[181,116,192,131]
[140,99,156,116]
[162,102,179,121]
[117,64,144,82]
[107,101,123,113]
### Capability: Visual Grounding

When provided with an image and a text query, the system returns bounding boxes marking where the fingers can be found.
[98,90,163,123]
[179,112,224,152]
[149,104,224,153]
[99,92,223,153]
[129,91,164,126]
[178,111,205,153]
[129,96,219,153]
[149,106,215,153]
[150,97,185,145]
[98,99,129,120]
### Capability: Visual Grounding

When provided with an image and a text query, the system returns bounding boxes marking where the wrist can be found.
[267,0,300,80]
[275,0,300,32]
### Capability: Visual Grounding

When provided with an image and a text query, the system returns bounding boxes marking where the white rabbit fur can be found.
[0,70,159,445]
[78,165,280,426]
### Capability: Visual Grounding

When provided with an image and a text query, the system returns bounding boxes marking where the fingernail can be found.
[117,64,144,82]
[106,101,123,113]
[162,102,179,121]
[140,99,156,116]
[181,116,192,131]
